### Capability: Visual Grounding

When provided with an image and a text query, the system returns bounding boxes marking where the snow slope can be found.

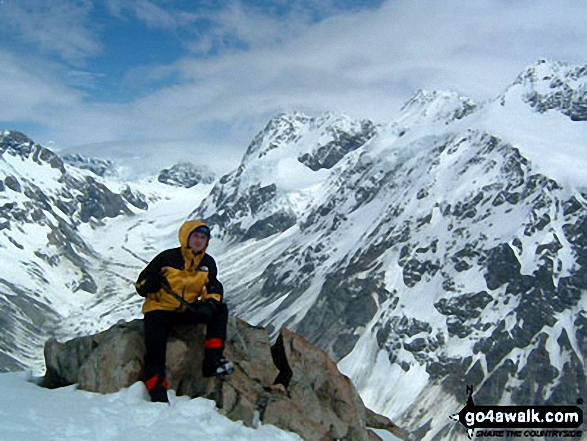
[0,372,302,441]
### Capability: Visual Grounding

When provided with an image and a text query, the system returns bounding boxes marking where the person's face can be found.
[188,231,208,253]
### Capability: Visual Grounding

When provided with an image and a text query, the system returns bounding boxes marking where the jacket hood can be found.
[179,220,208,248]
[179,219,209,249]
[179,220,210,270]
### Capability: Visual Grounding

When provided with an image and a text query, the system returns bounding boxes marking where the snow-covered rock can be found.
[158,162,216,188]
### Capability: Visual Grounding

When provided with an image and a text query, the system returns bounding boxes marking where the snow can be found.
[84,180,215,259]
[339,326,430,420]
[470,86,587,190]
[0,372,302,441]
[275,156,328,192]
[0,371,403,441]
[1,150,63,192]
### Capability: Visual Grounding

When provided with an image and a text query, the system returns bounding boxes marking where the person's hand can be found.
[196,298,221,319]
[137,272,165,297]
[204,298,221,314]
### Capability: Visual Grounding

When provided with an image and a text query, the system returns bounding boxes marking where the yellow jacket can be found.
[136,220,223,314]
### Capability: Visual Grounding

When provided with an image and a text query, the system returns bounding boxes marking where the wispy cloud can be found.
[0,0,101,64]
[1,0,586,174]
[105,0,191,30]
[0,51,82,121]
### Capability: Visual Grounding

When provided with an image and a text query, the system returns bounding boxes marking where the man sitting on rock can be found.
[135,219,234,403]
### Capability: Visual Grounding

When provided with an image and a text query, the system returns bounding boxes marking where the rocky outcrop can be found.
[42,316,410,441]
[62,153,115,177]
[511,59,587,121]
[297,120,377,171]
[158,162,216,188]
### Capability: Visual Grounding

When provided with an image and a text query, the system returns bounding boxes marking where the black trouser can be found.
[143,302,228,380]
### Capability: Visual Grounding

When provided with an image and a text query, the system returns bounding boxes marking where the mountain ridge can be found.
[188,59,587,439]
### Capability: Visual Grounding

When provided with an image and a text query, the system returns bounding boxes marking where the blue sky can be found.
[1,0,587,174]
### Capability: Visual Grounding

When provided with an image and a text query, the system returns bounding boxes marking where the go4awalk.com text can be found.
[474,429,583,439]
[450,388,583,439]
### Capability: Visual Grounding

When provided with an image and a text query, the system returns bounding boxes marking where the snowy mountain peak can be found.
[190,60,587,439]
[194,111,377,244]
[1,130,65,173]
[503,59,587,121]
[242,112,313,164]
[242,111,376,166]
[397,89,477,127]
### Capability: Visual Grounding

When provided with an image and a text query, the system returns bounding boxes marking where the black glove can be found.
[205,298,221,314]
[195,299,221,319]
[136,272,164,297]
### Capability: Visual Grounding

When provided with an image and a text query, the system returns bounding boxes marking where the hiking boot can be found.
[144,375,169,403]
[203,357,235,377]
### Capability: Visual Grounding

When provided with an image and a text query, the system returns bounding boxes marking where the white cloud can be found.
[0,0,101,63]
[134,0,587,121]
[0,51,82,121]
[1,0,587,175]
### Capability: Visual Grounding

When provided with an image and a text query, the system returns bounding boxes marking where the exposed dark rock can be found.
[435,292,493,320]
[402,257,441,288]
[511,334,559,404]
[4,176,21,192]
[295,271,381,361]
[243,210,297,240]
[62,153,114,177]
[158,162,216,188]
[483,243,521,290]
[121,186,149,210]
[298,120,376,171]
[77,177,134,222]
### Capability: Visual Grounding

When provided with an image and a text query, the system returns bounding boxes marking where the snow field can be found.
[0,372,302,441]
